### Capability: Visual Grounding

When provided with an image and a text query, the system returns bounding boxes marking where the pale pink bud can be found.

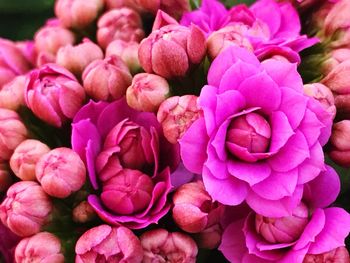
[126,73,170,112]
[15,232,64,263]
[0,109,27,161]
[25,63,85,127]
[141,229,198,263]
[157,95,202,144]
[36,147,86,198]
[75,224,143,263]
[56,39,104,76]
[0,181,53,237]
[36,51,56,67]
[55,0,104,29]
[82,55,132,101]
[72,201,96,223]
[138,24,206,79]
[172,181,225,233]
[324,0,350,36]
[16,40,37,67]
[106,40,140,73]
[0,75,26,111]
[10,139,50,181]
[97,8,144,49]
[137,0,190,19]
[193,224,222,249]
[105,0,140,11]
[303,246,350,263]
[329,120,350,166]
[255,202,309,243]
[0,162,12,193]
[322,48,350,75]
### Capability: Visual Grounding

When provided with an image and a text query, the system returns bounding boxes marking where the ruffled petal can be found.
[228,161,271,186]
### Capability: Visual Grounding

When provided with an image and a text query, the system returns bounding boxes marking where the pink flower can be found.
[75,224,143,263]
[0,75,26,111]
[303,247,350,263]
[329,120,350,167]
[106,40,140,73]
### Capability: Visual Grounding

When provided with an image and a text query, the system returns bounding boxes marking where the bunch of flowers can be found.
[0,0,349,262]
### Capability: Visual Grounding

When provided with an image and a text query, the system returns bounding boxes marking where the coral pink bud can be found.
[56,39,103,76]
[323,48,350,75]
[15,232,64,263]
[152,10,178,31]
[0,75,26,111]
[16,40,37,67]
[34,21,75,55]
[194,224,222,249]
[72,201,96,223]
[157,95,202,144]
[303,246,350,263]
[255,202,309,243]
[141,229,198,263]
[0,162,12,193]
[0,181,52,237]
[138,24,206,79]
[172,181,225,233]
[10,139,50,181]
[36,147,86,198]
[126,73,170,112]
[322,61,350,95]
[82,55,132,101]
[97,8,144,49]
[329,120,350,167]
[55,0,104,29]
[324,0,350,36]
[0,109,27,161]
[36,51,56,67]
[106,40,140,73]
[138,0,190,19]
[105,0,140,11]
[25,63,85,127]
[304,83,336,119]
[75,224,143,263]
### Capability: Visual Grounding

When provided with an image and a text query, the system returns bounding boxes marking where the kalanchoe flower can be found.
[56,38,104,76]
[10,139,50,181]
[82,55,132,101]
[0,162,12,193]
[16,40,37,67]
[0,75,26,111]
[303,246,350,263]
[140,228,198,263]
[55,0,104,29]
[322,48,350,75]
[219,166,350,262]
[138,20,206,79]
[15,232,64,263]
[36,147,86,198]
[329,120,350,167]
[157,95,203,144]
[137,0,190,19]
[0,108,27,161]
[106,40,140,73]
[0,181,53,237]
[75,224,143,263]
[97,8,144,49]
[72,99,179,228]
[105,0,140,11]
[25,63,85,127]
[180,46,332,217]
[126,73,170,112]
[72,201,96,223]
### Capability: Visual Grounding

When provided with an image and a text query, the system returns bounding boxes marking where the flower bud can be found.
[322,60,350,95]
[82,55,132,101]
[172,181,225,233]
[55,0,104,29]
[0,162,12,193]
[105,0,140,11]
[72,201,96,223]
[106,40,140,73]
[10,139,50,181]
[75,224,143,263]
[255,202,309,243]
[97,8,144,49]
[56,39,104,76]
[15,232,64,263]
[25,63,85,127]
[193,224,222,249]
[0,181,53,237]
[36,147,86,198]
[0,109,27,161]
[36,51,56,67]
[16,40,37,67]
[157,95,202,144]
[324,0,350,36]
[0,75,26,111]
[329,120,350,167]
[138,0,190,19]
[141,229,198,263]
[322,48,350,75]
[126,73,170,112]
[138,24,206,79]
[303,246,350,263]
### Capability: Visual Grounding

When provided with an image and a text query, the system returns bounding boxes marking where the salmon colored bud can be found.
[82,55,132,101]
[0,162,12,193]
[36,51,56,67]
[329,120,350,167]
[10,139,50,181]
[15,232,64,263]
[324,0,350,36]
[194,224,222,249]
[0,109,27,161]
[126,73,170,112]
[55,0,104,29]
[152,10,178,31]
[97,8,144,49]
[72,201,96,223]
[36,147,86,198]
[138,0,190,19]
[157,95,202,144]
[105,0,140,11]
[106,40,140,73]
[56,39,104,76]
[303,246,350,263]
[0,181,53,237]
[0,75,26,111]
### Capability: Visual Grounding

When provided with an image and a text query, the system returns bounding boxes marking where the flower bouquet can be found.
[0,0,350,262]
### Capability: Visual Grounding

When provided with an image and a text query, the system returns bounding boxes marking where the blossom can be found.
[180,46,332,217]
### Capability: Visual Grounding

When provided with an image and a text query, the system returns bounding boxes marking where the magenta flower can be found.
[72,99,179,228]
[219,166,350,263]
[180,46,332,217]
